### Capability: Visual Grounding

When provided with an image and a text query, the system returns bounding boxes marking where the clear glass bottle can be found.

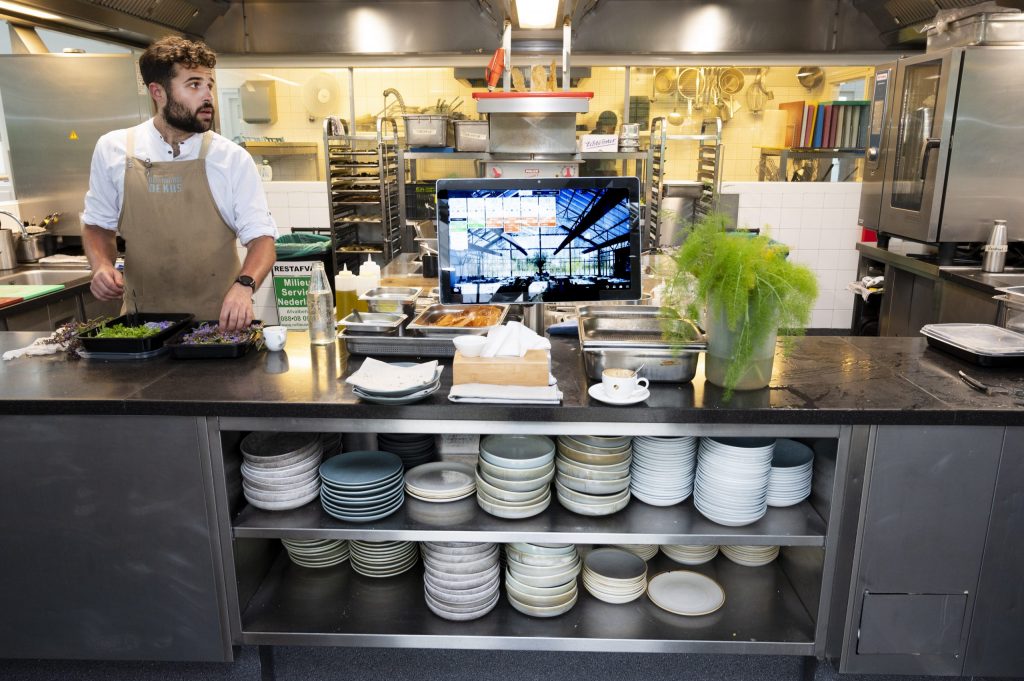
[306,261,335,345]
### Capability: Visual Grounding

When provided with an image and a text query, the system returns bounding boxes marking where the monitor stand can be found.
[521,304,546,335]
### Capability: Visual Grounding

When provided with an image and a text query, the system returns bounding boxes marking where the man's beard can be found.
[164,92,214,134]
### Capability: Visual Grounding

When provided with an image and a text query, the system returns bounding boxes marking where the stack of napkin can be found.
[345,358,439,393]
[448,322,561,404]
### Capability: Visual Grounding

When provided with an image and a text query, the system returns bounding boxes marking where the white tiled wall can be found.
[239,181,331,324]
[723,181,863,330]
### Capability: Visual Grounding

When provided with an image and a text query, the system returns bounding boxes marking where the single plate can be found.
[647,570,726,616]
[588,383,649,405]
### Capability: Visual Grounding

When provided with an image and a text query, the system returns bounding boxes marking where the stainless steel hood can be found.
[11,0,1020,54]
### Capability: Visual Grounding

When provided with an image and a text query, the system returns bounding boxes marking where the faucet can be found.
[0,210,28,237]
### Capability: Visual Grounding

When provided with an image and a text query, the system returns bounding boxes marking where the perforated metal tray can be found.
[578,305,705,350]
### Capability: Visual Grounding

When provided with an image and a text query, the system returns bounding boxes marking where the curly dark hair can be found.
[139,36,217,90]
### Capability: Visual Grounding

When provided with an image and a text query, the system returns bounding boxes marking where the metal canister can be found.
[0,229,17,270]
[982,219,1008,273]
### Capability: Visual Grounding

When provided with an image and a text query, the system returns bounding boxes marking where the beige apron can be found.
[117,128,241,319]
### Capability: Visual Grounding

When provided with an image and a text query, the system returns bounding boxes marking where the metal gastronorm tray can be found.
[406,304,509,337]
[577,305,706,349]
[340,331,455,357]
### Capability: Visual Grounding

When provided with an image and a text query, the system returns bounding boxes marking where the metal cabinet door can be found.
[841,425,1003,676]
[0,415,230,661]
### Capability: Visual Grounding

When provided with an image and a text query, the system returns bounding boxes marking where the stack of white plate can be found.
[476,435,556,519]
[554,436,632,516]
[504,543,580,617]
[405,461,475,502]
[319,451,405,523]
[581,548,648,604]
[349,540,419,577]
[378,433,437,469]
[694,437,775,527]
[421,541,500,621]
[630,436,697,506]
[281,538,350,568]
[660,544,720,565]
[767,439,814,507]
[721,544,780,566]
[612,544,658,561]
[348,360,443,405]
[240,432,323,511]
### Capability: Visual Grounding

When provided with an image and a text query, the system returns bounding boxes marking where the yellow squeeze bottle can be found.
[335,265,357,321]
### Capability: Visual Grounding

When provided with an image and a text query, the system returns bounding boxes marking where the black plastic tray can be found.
[77,313,194,353]
[166,320,262,359]
[925,335,1024,367]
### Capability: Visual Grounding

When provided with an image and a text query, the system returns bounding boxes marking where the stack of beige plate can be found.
[661,544,720,565]
[554,436,632,516]
[721,544,780,566]
[281,538,349,568]
[421,541,500,621]
[404,461,476,502]
[611,544,658,561]
[476,435,555,519]
[349,540,419,578]
[504,543,580,617]
[581,548,648,604]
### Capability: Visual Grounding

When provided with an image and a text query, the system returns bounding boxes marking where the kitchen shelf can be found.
[232,496,827,546]
[401,151,647,161]
[237,551,817,654]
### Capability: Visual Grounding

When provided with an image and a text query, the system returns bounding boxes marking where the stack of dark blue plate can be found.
[319,450,404,522]
[377,433,437,469]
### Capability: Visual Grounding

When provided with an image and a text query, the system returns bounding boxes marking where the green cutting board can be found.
[0,284,65,300]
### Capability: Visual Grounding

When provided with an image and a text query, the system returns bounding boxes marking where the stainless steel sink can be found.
[0,269,92,286]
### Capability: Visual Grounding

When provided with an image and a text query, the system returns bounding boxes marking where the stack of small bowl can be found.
[504,543,580,617]
[554,435,632,516]
[378,433,438,469]
[281,538,350,568]
[349,540,419,578]
[319,451,405,523]
[721,544,780,566]
[240,432,323,511]
[475,435,556,519]
[694,437,775,527]
[630,436,697,506]
[581,548,648,604]
[660,544,720,565]
[767,439,814,507]
[421,541,500,621]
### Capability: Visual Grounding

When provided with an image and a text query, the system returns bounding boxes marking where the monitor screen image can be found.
[436,177,642,305]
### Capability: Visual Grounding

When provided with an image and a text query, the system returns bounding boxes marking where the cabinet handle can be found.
[919,137,941,181]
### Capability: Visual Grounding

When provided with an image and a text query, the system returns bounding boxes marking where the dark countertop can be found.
[856,241,1024,294]
[2,330,1023,425]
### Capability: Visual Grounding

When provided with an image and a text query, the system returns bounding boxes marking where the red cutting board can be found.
[0,296,23,309]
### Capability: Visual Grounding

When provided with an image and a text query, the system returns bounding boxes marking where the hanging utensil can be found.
[718,67,745,96]
[746,70,767,114]
[677,67,700,116]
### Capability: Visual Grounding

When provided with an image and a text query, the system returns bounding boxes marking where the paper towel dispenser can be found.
[240,80,277,124]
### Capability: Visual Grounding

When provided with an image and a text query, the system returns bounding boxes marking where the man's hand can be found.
[90,265,125,301]
[219,283,255,332]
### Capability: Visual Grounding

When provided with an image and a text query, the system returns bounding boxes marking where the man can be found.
[82,36,277,331]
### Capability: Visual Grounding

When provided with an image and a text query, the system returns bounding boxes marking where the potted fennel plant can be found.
[664,213,818,396]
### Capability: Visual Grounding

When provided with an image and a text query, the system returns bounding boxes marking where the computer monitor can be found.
[435,177,642,305]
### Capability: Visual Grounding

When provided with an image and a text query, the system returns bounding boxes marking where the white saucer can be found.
[588,383,649,405]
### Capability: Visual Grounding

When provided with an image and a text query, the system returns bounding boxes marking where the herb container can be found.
[166,320,263,359]
[77,313,194,353]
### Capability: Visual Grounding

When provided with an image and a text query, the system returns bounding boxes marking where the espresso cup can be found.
[263,325,288,352]
[602,368,649,400]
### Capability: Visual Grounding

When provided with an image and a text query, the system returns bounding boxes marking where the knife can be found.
[958,370,1009,395]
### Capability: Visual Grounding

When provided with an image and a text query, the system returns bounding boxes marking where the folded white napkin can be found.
[481,321,552,358]
[2,336,64,360]
[345,357,440,393]
[448,383,562,404]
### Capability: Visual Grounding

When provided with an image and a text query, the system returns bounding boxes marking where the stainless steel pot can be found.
[14,233,50,263]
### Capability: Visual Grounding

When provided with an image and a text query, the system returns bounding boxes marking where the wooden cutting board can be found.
[0,296,23,309]
[0,284,65,300]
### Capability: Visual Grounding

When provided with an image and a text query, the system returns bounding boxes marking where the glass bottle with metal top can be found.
[306,261,335,345]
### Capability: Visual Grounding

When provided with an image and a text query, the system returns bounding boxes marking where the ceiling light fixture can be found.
[514,0,561,29]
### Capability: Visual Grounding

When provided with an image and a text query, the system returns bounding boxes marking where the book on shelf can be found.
[811,103,825,148]
[779,101,805,148]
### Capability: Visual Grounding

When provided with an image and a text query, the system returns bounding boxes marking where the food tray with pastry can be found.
[406,304,509,337]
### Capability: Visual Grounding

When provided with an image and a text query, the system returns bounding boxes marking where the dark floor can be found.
[0,648,1017,681]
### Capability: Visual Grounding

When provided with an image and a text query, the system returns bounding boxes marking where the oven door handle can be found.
[919,137,941,181]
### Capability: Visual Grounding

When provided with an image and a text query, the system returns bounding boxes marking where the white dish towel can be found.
[448,383,562,405]
[2,336,64,360]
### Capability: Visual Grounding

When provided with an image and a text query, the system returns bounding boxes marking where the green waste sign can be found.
[272,261,314,329]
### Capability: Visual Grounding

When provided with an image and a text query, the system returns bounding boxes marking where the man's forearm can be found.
[82,224,118,271]
[239,236,276,287]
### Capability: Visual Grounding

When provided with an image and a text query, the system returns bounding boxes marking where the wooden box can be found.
[452,349,550,387]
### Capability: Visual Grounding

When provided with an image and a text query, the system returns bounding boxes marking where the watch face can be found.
[237,275,255,290]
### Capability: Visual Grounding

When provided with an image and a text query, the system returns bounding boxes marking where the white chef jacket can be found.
[82,118,278,245]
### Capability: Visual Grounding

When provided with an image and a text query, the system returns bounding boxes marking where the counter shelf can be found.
[235,548,818,654]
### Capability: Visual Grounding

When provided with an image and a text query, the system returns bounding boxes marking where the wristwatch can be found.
[235,275,257,293]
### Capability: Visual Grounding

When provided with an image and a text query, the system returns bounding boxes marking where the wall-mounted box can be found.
[240,80,277,124]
